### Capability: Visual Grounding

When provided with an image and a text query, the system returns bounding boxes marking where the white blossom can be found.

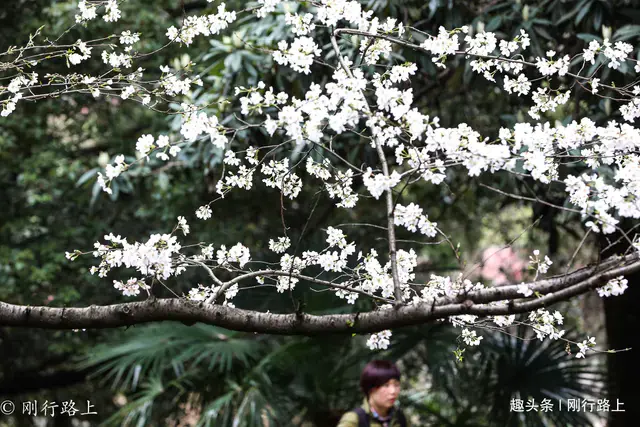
[503,74,531,96]
[261,158,302,199]
[273,37,321,74]
[177,216,190,235]
[269,236,291,253]
[366,330,392,350]
[394,203,438,237]
[576,336,596,358]
[196,205,212,220]
[535,51,570,76]
[166,3,236,46]
[602,39,633,69]
[104,0,121,22]
[528,309,565,340]
[216,243,251,268]
[91,233,182,280]
[362,168,401,199]
[136,134,155,156]
[529,250,553,275]
[517,282,533,297]
[114,278,149,297]
[75,0,97,22]
[493,315,516,327]
[255,0,281,18]
[120,31,140,45]
[597,276,628,297]
[285,12,316,36]
[421,26,460,67]
[461,328,482,346]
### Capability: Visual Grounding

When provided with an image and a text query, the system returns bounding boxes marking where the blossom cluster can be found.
[261,158,303,199]
[350,248,418,301]
[285,12,316,36]
[394,203,438,237]
[179,104,227,147]
[96,154,127,195]
[324,169,359,208]
[166,3,236,46]
[576,336,596,358]
[196,205,213,220]
[1,73,37,117]
[68,40,93,65]
[597,276,629,297]
[583,39,635,70]
[269,236,291,254]
[216,243,251,269]
[419,274,484,301]
[273,37,321,74]
[187,283,238,307]
[461,328,482,346]
[362,167,401,199]
[528,309,565,341]
[529,250,553,276]
[75,0,120,23]
[113,278,149,297]
[366,330,392,350]
[89,232,183,281]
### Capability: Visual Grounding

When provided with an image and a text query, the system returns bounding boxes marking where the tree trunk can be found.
[601,229,639,426]
[603,277,639,426]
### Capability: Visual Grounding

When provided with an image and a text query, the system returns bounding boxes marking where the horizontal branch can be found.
[0,254,636,334]
[207,269,394,304]
[436,253,639,307]
[464,258,640,316]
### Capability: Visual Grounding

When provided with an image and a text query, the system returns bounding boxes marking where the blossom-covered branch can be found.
[0,252,637,333]
[3,0,640,357]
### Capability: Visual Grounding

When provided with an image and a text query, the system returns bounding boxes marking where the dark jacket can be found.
[337,399,410,427]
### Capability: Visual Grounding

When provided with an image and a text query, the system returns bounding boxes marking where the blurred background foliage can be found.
[2,0,640,425]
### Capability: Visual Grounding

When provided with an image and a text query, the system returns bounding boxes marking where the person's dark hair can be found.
[360,360,401,397]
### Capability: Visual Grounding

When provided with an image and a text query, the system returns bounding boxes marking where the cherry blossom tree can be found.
[1,0,640,360]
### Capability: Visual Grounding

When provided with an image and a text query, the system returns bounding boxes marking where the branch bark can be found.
[1,254,637,334]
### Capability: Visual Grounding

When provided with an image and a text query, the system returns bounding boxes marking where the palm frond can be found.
[78,322,262,390]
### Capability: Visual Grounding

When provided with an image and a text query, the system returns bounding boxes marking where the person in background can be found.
[337,360,409,427]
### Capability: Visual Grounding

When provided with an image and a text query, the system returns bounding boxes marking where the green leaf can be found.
[577,33,601,43]
[613,24,640,41]
[593,8,603,31]
[575,1,592,25]
[554,0,590,26]
[485,16,502,32]
[75,167,98,187]
[535,25,554,41]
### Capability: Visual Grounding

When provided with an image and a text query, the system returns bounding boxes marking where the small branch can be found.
[565,228,592,274]
[330,27,403,305]
[479,182,636,248]
[188,259,224,287]
[333,28,622,92]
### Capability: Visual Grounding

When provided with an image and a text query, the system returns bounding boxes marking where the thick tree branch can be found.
[208,269,394,304]
[437,253,638,306]
[1,254,637,334]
